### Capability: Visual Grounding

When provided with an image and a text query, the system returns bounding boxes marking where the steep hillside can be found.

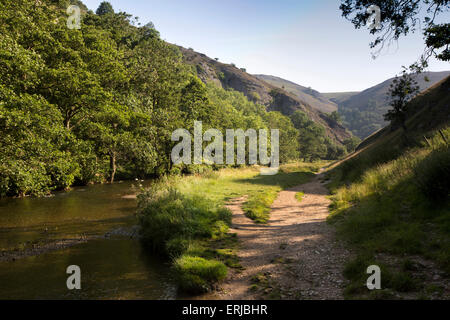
[326,76,450,299]
[179,47,352,145]
[337,71,450,139]
[322,91,360,104]
[253,74,338,113]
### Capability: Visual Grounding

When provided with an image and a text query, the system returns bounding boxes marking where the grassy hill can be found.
[253,74,338,113]
[322,91,360,105]
[179,47,352,146]
[326,76,450,299]
[337,71,450,139]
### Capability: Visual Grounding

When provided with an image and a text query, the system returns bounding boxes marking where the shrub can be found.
[137,177,232,253]
[138,186,231,255]
[174,256,228,293]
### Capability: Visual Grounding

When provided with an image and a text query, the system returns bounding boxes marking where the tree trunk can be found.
[64,118,71,131]
[110,152,116,184]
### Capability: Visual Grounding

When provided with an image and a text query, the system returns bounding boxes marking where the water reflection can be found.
[0,181,177,300]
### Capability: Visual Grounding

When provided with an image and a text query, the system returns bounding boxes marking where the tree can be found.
[340,0,449,63]
[264,112,299,162]
[329,111,343,124]
[344,136,361,153]
[384,67,420,132]
[96,1,114,16]
[291,111,328,161]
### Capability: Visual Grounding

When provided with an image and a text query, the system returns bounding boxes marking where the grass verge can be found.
[327,128,450,299]
[137,162,323,293]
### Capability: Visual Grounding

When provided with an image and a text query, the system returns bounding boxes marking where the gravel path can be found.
[211,173,350,300]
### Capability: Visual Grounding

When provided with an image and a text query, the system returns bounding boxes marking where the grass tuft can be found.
[174,256,228,293]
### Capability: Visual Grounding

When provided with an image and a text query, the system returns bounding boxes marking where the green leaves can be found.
[0,0,336,196]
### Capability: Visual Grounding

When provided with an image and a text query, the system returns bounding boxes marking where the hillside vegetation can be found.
[254,74,338,113]
[326,77,450,299]
[337,71,450,139]
[0,0,351,198]
[179,47,353,146]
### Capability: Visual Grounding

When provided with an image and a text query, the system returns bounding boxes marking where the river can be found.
[0,181,177,300]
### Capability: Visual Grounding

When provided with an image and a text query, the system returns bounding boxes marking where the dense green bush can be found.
[137,177,232,292]
[137,179,232,256]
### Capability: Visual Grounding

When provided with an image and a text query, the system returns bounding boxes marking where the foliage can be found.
[329,111,343,124]
[340,0,450,62]
[96,1,114,15]
[327,128,450,298]
[0,0,309,197]
[290,111,346,161]
[174,256,227,293]
[385,68,420,131]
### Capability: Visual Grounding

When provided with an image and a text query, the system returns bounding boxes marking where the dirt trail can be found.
[211,173,350,300]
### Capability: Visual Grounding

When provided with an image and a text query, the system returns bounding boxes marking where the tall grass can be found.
[328,127,450,298]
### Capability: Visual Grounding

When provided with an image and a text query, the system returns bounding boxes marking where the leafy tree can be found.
[264,112,299,162]
[329,111,343,124]
[291,111,327,161]
[340,0,449,63]
[343,136,361,153]
[96,1,114,16]
[385,67,420,132]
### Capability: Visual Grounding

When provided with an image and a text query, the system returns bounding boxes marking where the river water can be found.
[0,181,177,300]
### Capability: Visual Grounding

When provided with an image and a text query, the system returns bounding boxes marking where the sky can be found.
[82,0,450,92]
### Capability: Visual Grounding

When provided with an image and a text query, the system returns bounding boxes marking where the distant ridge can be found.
[253,74,338,113]
[178,47,352,145]
[336,71,450,139]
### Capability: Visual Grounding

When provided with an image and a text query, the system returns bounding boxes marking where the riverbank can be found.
[137,163,326,294]
[0,179,178,299]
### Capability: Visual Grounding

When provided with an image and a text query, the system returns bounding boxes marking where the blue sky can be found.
[82,0,449,92]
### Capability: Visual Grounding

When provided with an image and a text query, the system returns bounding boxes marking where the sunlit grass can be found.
[138,162,325,292]
[327,128,450,299]
[295,192,305,202]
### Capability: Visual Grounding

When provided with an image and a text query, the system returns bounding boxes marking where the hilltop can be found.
[245,71,449,140]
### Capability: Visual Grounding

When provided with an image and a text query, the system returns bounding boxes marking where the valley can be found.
[0,0,448,303]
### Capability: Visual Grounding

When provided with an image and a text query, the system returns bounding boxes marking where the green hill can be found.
[254,74,338,113]
[326,76,450,299]
[336,71,450,139]
[322,91,360,104]
[179,48,352,146]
